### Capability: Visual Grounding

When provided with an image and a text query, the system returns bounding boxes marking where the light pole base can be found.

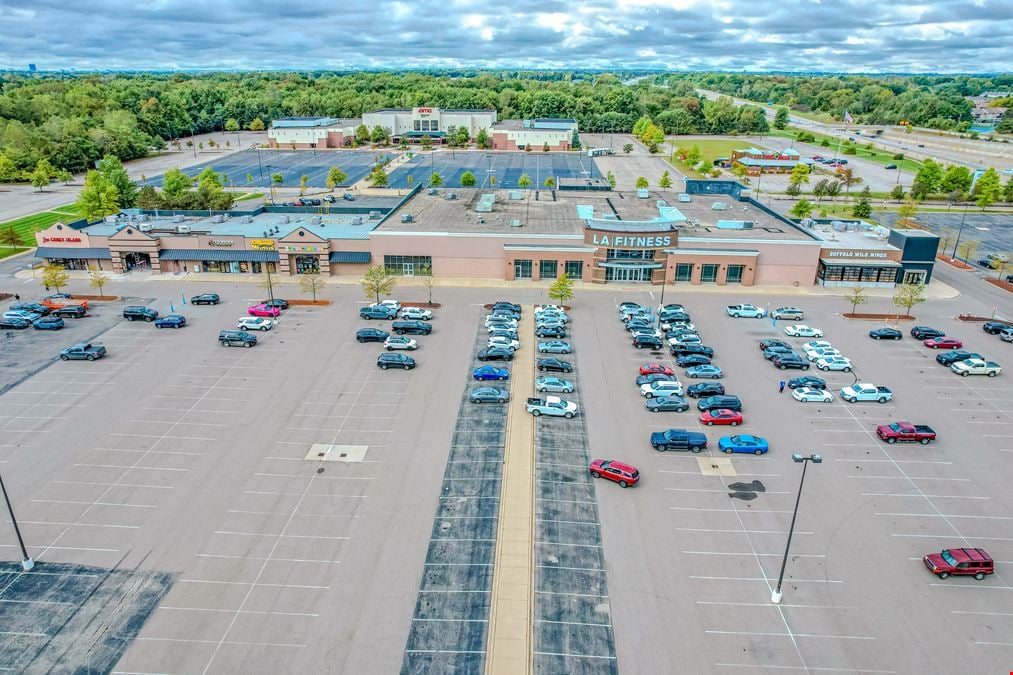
[771,589,782,604]
[21,557,35,572]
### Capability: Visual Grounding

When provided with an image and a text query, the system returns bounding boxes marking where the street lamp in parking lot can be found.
[0,472,34,571]
[771,452,821,604]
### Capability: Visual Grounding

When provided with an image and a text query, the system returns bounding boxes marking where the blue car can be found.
[718,435,769,455]
[32,316,65,330]
[473,365,509,381]
[538,340,572,354]
[686,365,723,379]
[155,314,187,329]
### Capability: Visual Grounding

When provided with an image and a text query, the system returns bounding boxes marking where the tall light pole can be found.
[771,452,821,604]
[951,203,970,259]
[0,472,34,571]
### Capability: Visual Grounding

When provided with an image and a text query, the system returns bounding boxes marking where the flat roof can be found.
[378,188,819,241]
[806,221,901,251]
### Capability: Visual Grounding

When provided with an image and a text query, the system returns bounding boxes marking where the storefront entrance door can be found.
[403,263,415,276]
[605,267,652,282]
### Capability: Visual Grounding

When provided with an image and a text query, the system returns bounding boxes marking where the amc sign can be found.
[416,107,433,114]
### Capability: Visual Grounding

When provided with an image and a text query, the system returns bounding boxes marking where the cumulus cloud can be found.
[0,0,1008,72]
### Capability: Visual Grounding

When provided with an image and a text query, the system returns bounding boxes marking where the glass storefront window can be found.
[540,260,558,279]
[726,265,744,283]
[675,263,693,282]
[514,259,532,279]
[564,261,583,278]
[295,255,320,274]
[606,249,655,261]
[383,255,433,275]
[700,264,719,283]
[47,258,89,271]
[605,267,652,282]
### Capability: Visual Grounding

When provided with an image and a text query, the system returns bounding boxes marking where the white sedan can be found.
[802,340,833,351]
[805,347,842,362]
[236,316,274,331]
[793,387,834,403]
[816,356,853,372]
[784,324,824,338]
[488,336,520,351]
[400,307,433,320]
[384,336,418,351]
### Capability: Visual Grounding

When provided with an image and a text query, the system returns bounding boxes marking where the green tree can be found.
[76,170,120,220]
[460,171,476,187]
[622,143,634,154]
[785,182,802,197]
[789,163,811,186]
[544,177,555,188]
[606,171,616,189]
[632,115,652,137]
[299,174,309,195]
[956,238,979,261]
[658,170,672,188]
[0,155,19,182]
[420,135,433,151]
[360,265,398,304]
[1004,177,1013,203]
[518,173,532,188]
[429,172,443,187]
[844,286,868,315]
[270,172,284,202]
[896,195,920,227]
[299,270,326,301]
[30,164,50,191]
[88,267,110,298]
[914,159,943,194]
[97,155,138,208]
[825,181,841,203]
[972,167,1002,209]
[476,128,490,149]
[369,166,388,187]
[248,118,265,131]
[370,125,390,146]
[418,265,436,304]
[326,167,348,190]
[161,168,192,200]
[837,167,863,202]
[548,272,574,305]
[812,178,830,204]
[790,199,814,219]
[0,225,26,250]
[542,142,550,152]
[41,264,70,293]
[635,176,649,189]
[571,129,581,150]
[939,165,972,194]
[224,118,240,132]
[685,145,702,166]
[890,184,906,201]
[852,186,873,218]
[355,124,370,145]
[773,106,790,130]
[892,283,926,318]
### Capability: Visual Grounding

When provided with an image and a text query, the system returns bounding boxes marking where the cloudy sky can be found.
[1,0,1010,73]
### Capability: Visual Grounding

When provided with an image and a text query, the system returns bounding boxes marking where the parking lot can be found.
[1,278,1012,673]
[387,151,602,190]
[138,149,391,190]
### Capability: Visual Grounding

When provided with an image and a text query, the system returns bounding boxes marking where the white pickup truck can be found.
[840,383,894,403]
[525,396,578,418]
[950,358,1002,377]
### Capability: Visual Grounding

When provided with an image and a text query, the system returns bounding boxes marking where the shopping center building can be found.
[34,181,937,287]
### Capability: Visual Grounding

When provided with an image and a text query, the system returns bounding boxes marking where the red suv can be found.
[923,548,994,580]
[589,459,640,488]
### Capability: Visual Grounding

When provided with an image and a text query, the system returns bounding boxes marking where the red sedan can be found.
[699,409,743,426]
[924,336,962,349]
[589,459,640,488]
[639,363,674,376]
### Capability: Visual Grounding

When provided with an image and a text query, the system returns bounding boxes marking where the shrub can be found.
[893,153,904,160]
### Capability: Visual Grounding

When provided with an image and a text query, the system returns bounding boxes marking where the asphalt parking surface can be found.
[388,151,601,190]
[875,211,1013,262]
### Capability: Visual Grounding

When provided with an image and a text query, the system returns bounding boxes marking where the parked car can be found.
[788,375,826,390]
[876,422,936,444]
[473,365,509,381]
[640,363,674,376]
[384,336,418,351]
[726,304,765,318]
[718,435,769,455]
[670,343,714,357]
[686,382,725,398]
[488,313,519,326]
[492,301,521,313]
[525,396,578,418]
[911,325,944,340]
[760,339,791,351]
[400,307,434,320]
[641,380,685,398]
[686,365,723,379]
[470,387,509,404]
[935,350,981,366]
[637,373,675,387]
[538,340,572,354]
[772,307,805,321]
[33,316,65,330]
[59,342,106,361]
[700,409,743,426]
[589,459,640,488]
[488,328,519,341]
[801,340,832,351]
[784,325,823,338]
[355,327,389,343]
[536,325,567,339]
[645,395,690,413]
[659,303,685,313]
[123,306,158,322]
[238,317,274,332]
[633,335,663,350]
[773,354,811,370]
[923,548,994,580]
[377,352,415,370]
[392,320,432,335]
[323,194,335,203]
[884,164,898,170]
[924,336,962,349]
[51,305,86,318]
[869,327,903,340]
[763,345,795,360]
[816,356,853,372]
[342,193,356,201]
[1002,328,1013,343]
[11,302,50,316]
[805,347,841,362]
[0,317,31,330]
[536,377,574,393]
[650,429,708,453]
[360,305,397,320]
[477,347,515,362]
[261,299,290,310]
[154,314,187,329]
[190,293,221,305]
[793,387,834,403]
[218,330,256,347]
[841,383,893,403]
[982,322,1009,335]
[950,358,1002,377]
[676,354,712,368]
[248,304,281,318]
[487,336,519,351]
[536,358,572,373]
[697,395,742,412]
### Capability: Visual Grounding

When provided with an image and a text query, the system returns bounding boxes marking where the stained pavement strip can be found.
[0,561,172,672]
[401,327,507,673]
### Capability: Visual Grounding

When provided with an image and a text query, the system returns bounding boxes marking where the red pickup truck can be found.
[876,422,936,445]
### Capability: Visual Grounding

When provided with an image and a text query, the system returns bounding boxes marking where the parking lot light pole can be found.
[0,472,34,571]
[951,203,970,259]
[771,453,821,604]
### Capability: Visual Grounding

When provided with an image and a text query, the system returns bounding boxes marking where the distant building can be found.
[362,107,497,144]
[28,63,36,72]
[490,118,579,151]
[266,117,360,149]
[731,147,812,175]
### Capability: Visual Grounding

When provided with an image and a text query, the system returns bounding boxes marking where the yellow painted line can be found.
[485,306,534,675]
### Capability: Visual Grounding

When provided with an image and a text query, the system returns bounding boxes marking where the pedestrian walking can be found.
[44,284,50,291]
[14,294,20,302]
[778,380,786,394]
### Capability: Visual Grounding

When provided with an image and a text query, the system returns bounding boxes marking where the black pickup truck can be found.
[650,429,709,453]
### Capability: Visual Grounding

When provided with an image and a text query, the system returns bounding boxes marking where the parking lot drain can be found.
[306,444,368,462]
[699,457,736,476]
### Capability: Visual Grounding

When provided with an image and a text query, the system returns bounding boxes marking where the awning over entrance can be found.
[329,251,371,263]
[598,261,663,269]
[403,131,447,137]
[159,249,280,262]
[819,258,900,267]
[36,247,111,259]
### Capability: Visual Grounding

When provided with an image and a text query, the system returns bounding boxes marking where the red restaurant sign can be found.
[43,237,82,243]
[417,107,433,114]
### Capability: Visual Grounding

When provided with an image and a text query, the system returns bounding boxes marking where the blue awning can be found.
[329,251,371,263]
[36,247,111,259]
[159,249,280,262]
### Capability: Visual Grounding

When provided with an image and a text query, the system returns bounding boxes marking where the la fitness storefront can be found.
[584,226,675,284]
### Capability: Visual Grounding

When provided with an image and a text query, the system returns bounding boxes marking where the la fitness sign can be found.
[588,233,672,248]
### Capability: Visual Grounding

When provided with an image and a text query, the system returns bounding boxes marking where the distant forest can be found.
[0,70,1009,177]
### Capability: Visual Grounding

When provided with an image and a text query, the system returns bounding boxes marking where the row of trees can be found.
[912,160,1012,208]
[134,166,235,213]
[844,284,927,318]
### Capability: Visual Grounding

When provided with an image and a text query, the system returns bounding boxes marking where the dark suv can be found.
[218,330,257,347]
[633,334,663,349]
[697,395,742,412]
[670,343,714,357]
[392,320,432,335]
[360,306,397,320]
[377,352,415,370]
[686,382,725,398]
[124,306,158,322]
[190,293,221,305]
[51,305,86,318]
[910,325,944,340]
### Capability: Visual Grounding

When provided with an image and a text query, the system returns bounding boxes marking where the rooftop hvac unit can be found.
[136,214,147,222]
[445,192,458,201]
[400,214,414,223]
[351,216,363,225]
[280,215,290,224]
[656,199,669,208]
[310,216,322,226]
[427,188,439,195]
[177,224,191,234]
[138,223,152,232]
[509,219,522,227]
[636,188,649,199]
[242,216,253,224]
[677,193,691,203]
[173,215,185,223]
[104,215,118,224]
[368,211,381,219]
[508,191,523,200]
[210,215,225,224]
